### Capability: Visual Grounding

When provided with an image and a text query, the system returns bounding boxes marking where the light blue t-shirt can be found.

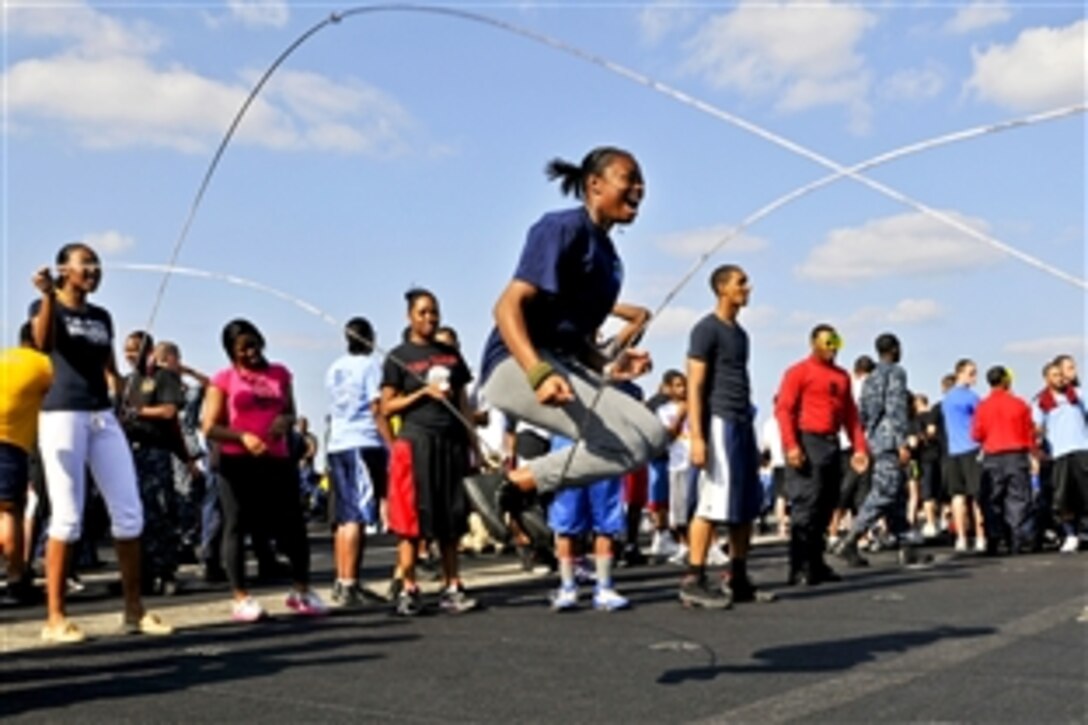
[942,385,980,456]
[325,353,384,452]
[1033,387,1088,459]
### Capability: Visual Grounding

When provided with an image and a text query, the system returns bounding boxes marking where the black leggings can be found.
[218,455,310,591]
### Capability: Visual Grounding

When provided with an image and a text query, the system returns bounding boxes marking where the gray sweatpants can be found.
[481,355,669,494]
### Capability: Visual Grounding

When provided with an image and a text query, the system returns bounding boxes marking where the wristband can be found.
[526,361,556,390]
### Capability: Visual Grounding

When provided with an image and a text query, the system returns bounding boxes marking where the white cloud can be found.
[648,306,703,338]
[656,225,768,259]
[84,230,135,255]
[227,0,289,28]
[3,4,420,155]
[846,298,943,326]
[966,20,1087,112]
[796,211,1003,282]
[886,298,942,324]
[683,0,876,131]
[6,1,161,56]
[943,1,1012,35]
[1004,335,1087,356]
[880,64,946,102]
[638,2,699,45]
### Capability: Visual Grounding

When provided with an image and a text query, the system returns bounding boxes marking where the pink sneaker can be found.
[286,590,328,616]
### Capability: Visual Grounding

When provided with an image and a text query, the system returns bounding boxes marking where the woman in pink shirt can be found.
[202,319,326,622]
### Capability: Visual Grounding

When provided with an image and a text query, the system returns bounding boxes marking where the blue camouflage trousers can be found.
[134,446,179,579]
[851,452,908,538]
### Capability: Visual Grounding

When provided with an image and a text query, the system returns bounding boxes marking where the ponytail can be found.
[544,146,633,199]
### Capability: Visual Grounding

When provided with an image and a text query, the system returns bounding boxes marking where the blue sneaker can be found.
[592,587,630,612]
[550,586,579,612]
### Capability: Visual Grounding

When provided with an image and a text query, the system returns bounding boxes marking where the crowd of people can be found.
[1,146,1084,646]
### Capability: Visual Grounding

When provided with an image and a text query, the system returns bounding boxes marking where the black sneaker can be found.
[387,577,404,602]
[518,505,552,547]
[812,562,843,583]
[679,576,733,610]
[463,471,510,540]
[622,545,648,568]
[332,581,364,607]
[836,540,870,568]
[725,575,776,603]
[898,546,934,567]
[394,587,423,617]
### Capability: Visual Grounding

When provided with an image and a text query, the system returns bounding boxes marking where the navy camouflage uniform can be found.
[850,362,911,539]
[123,368,186,584]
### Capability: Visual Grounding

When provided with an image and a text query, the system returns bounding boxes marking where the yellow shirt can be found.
[0,347,54,452]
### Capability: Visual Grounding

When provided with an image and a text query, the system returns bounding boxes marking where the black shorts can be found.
[388,427,469,544]
[838,449,871,511]
[772,466,787,500]
[0,441,29,508]
[944,452,981,498]
[1052,450,1088,516]
[918,458,943,502]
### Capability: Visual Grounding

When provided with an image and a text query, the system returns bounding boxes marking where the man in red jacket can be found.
[775,324,869,585]
[972,366,1037,555]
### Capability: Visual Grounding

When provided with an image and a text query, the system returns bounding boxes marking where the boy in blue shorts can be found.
[549,435,630,612]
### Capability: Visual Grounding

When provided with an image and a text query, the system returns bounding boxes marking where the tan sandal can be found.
[41,620,87,645]
[121,612,174,636]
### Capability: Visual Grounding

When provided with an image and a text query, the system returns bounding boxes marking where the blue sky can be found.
[3,1,1085,434]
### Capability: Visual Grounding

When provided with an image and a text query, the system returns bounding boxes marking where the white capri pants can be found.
[38,410,144,542]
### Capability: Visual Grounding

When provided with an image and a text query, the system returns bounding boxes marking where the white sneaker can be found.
[232,597,267,623]
[921,522,939,539]
[707,543,730,567]
[649,531,665,557]
[954,537,968,552]
[974,538,988,553]
[550,586,579,612]
[650,531,679,559]
[667,544,689,566]
[1060,535,1079,554]
[592,587,630,612]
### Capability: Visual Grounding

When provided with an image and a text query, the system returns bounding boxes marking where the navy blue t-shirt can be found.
[480,207,623,381]
[28,299,113,412]
[687,313,753,423]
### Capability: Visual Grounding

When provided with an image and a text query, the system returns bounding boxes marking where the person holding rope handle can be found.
[29,243,173,644]
[467,146,669,536]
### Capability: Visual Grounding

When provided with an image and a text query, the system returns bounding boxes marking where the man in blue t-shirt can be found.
[941,358,987,552]
[325,317,393,607]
